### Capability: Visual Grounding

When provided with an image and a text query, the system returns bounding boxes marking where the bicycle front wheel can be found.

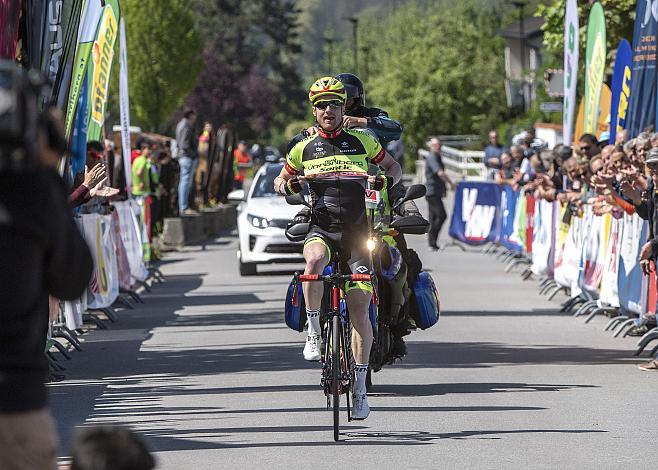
[332,314,340,442]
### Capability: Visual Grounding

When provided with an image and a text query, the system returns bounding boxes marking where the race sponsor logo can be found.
[356,265,369,274]
[90,6,118,125]
[462,188,495,241]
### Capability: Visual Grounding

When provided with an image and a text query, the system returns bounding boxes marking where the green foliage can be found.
[338,0,511,157]
[122,0,202,132]
[537,0,636,64]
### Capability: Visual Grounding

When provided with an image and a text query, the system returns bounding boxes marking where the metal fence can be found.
[416,145,487,183]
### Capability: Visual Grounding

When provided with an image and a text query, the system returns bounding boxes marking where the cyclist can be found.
[274,77,402,419]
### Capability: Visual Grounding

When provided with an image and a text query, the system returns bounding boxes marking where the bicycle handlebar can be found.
[297,273,371,283]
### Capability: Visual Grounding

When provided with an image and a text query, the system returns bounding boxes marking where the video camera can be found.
[0,60,42,173]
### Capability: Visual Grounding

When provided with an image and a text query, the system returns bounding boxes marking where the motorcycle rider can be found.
[275,77,402,420]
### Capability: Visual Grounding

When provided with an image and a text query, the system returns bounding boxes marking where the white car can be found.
[234,162,305,275]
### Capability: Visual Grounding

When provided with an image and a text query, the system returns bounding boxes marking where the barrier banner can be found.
[547,201,559,277]
[63,300,83,330]
[525,194,535,255]
[0,0,20,59]
[600,216,622,307]
[553,203,571,282]
[80,214,119,309]
[449,182,502,245]
[113,201,148,283]
[609,39,633,144]
[626,0,658,138]
[111,209,132,290]
[500,186,523,252]
[584,2,607,134]
[554,212,583,297]
[508,190,527,250]
[531,199,553,276]
[580,208,606,299]
[618,213,648,314]
[563,0,579,145]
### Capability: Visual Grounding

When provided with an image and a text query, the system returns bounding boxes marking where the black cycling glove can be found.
[284,178,303,195]
[371,175,393,191]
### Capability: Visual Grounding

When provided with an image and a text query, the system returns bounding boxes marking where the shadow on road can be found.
[368,382,596,397]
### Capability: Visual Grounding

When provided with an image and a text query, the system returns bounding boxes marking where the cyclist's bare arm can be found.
[274,166,304,195]
[376,151,402,185]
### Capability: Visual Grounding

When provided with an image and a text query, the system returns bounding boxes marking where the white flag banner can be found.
[563,0,579,145]
[531,199,553,276]
[119,18,133,195]
[600,216,622,307]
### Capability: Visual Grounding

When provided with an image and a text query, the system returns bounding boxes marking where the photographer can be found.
[0,63,93,470]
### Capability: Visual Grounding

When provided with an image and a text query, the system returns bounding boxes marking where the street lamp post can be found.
[511,0,528,112]
[347,17,359,74]
[324,36,334,73]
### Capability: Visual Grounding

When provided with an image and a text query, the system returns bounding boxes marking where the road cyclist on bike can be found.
[274,76,402,419]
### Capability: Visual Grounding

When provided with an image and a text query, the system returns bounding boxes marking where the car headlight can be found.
[366,238,377,252]
[247,214,269,229]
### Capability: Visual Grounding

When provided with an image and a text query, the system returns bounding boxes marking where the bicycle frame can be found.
[294,267,371,441]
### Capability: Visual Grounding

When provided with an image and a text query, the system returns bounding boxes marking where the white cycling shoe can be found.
[303,334,322,361]
[351,393,370,420]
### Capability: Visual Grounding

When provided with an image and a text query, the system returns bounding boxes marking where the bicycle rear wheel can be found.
[332,314,340,442]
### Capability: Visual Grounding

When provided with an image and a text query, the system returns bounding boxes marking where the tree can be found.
[186,0,305,141]
[537,0,636,64]
[342,1,510,161]
[122,0,202,131]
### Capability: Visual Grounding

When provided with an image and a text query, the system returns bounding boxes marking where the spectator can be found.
[578,133,599,159]
[484,130,505,174]
[510,145,524,170]
[70,426,155,470]
[233,140,252,190]
[616,128,629,145]
[494,152,517,187]
[195,121,213,206]
[424,137,454,251]
[0,106,93,470]
[131,141,151,198]
[158,142,178,219]
[176,108,198,215]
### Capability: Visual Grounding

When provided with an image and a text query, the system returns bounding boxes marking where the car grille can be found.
[268,218,290,229]
[264,243,303,254]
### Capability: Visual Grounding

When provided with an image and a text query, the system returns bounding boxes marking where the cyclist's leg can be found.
[302,233,332,311]
[343,228,374,364]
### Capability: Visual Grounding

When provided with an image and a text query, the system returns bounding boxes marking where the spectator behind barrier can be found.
[0,104,93,469]
[70,426,155,470]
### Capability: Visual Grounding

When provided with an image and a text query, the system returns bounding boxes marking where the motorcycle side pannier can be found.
[411,271,440,330]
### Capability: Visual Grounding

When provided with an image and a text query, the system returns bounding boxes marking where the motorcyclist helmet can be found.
[308,76,347,105]
[335,73,365,111]
[380,244,403,281]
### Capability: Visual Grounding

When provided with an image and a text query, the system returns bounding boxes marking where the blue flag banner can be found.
[449,182,502,245]
[70,74,89,179]
[609,39,632,144]
[627,1,657,137]
[500,186,522,252]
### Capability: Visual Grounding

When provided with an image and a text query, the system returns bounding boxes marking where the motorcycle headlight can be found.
[247,214,269,228]
[366,238,377,252]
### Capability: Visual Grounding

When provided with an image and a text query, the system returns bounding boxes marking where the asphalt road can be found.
[50,198,658,469]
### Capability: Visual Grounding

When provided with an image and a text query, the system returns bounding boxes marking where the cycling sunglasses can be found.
[314,100,344,110]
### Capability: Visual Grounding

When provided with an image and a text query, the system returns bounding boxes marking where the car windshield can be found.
[251,163,282,198]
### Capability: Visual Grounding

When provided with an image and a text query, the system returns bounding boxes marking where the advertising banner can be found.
[554,212,583,297]
[64,0,103,137]
[618,213,648,314]
[448,182,502,245]
[609,40,633,144]
[111,210,132,290]
[574,84,612,143]
[626,0,658,137]
[113,201,148,282]
[119,18,133,195]
[600,216,622,307]
[584,2,607,134]
[70,74,89,178]
[0,0,21,60]
[500,186,523,252]
[86,0,121,141]
[508,191,527,251]
[531,199,553,276]
[80,214,119,309]
[563,0,579,145]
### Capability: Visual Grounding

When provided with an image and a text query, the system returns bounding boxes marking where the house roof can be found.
[499,16,545,40]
